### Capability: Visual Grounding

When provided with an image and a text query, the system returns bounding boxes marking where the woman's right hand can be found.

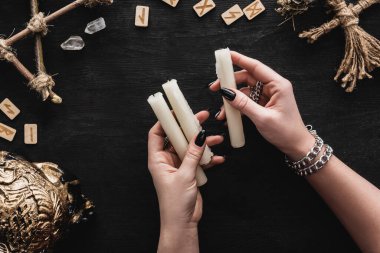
[212,51,380,253]
[210,51,314,160]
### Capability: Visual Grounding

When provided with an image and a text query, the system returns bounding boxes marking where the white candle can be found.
[215,48,245,148]
[147,92,208,186]
[162,80,214,165]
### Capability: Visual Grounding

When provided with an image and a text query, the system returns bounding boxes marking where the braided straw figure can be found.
[0,151,94,253]
[299,0,380,92]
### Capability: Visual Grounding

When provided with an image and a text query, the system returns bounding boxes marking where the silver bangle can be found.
[295,145,333,176]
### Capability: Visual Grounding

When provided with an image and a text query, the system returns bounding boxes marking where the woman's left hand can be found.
[148,110,224,252]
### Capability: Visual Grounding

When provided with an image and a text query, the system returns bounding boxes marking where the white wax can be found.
[162,80,214,165]
[215,48,245,148]
[147,92,208,186]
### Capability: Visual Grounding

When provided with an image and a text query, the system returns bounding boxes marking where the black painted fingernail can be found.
[214,110,221,118]
[195,130,207,147]
[220,88,236,101]
[207,81,215,88]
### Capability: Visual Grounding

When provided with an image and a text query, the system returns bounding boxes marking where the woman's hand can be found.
[211,51,380,252]
[148,110,224,253]
[210,51,314,160]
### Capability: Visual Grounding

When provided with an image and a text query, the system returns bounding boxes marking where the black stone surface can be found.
[1,0,380,252]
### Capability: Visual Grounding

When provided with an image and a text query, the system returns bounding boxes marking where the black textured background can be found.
[1,0,380,252]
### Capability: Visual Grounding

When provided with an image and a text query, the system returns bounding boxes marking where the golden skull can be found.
[0,151,94,253]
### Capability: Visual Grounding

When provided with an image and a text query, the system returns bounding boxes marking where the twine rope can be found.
[27,12,48,35]
[28,73,54,100]
[332,1,359,28]
[28,73,62,104]
[355,0,372,13]
[0,39,15,62]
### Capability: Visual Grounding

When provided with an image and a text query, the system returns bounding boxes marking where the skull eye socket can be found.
[4,153,15,161]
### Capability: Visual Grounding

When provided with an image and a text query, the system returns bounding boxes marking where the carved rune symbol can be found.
[139,7,146,23]
[243,0,266,21]
[225,11,241,19]
[246,2,262,18]
[195,0,213,16]
[3,103,14,115]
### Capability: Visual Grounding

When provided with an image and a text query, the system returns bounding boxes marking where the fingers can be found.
[239,87,269,107]
[202,135,225,169]
[179,130,207,178]
[215,106,225,121]
[195,110,210,124]
[215,87,267,121]
[149,109,223,154]
[203,155,225,169]
[148,110,208,155]
[206,135,224,146]
[209,70,257,91]
[220,88,267,124]
[230,51,283,84]
[148,121,166,153]
[180,133,225,173]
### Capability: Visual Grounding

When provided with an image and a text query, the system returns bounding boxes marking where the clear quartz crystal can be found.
[60,36,85,50]
[85,17,106,34]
